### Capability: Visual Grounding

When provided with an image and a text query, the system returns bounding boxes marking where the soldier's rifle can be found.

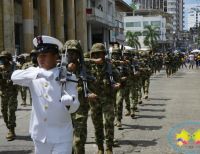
[56,48,78,96]
[79,45,96,98]
[104,42,115,86]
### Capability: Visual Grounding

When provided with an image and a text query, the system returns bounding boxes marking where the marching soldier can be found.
[64,40,96,154]
[88,43,120,154]
[0,51,18,141]
[139,51,152,99]
[111,46,131,127]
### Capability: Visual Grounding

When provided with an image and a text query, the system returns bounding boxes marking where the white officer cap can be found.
[33,35,63,54]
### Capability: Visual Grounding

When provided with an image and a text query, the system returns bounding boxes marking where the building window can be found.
[126,22,133,27]
[151,21,161,28]
[143,21,149,27]
[133,22,141,27]
[125,22,141,27]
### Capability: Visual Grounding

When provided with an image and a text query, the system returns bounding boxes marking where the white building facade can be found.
[86,0,116,50]
[133,0,183,32]
[124,15,167,49]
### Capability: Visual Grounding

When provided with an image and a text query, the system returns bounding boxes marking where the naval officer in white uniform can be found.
[11,35,80,154]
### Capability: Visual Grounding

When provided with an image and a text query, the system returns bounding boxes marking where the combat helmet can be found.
[123,49,131,54]
[90,43,106,54]
[112,47,121,54]
[0,51,12,61]
[63,40,82,53]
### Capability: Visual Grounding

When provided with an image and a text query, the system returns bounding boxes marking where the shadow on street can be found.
[0,150,32,154]
[118,139,158,147]
[121,124,162,131]
[139,108,166,112]
[148,98,171,101]
[134,115,165,119]
[15,135,32,141]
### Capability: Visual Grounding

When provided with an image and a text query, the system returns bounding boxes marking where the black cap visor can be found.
[36,43,59,54]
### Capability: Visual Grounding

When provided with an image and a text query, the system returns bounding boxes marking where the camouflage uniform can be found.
[88,43,119,154]
[64,40,90,154]
[139,52,151,99]
[124,50,139,118]
[0,51,18,141]
[111,47,131,127]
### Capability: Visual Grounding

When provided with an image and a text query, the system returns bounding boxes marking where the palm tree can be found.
[125,31,141,50]
[143,25,160,52]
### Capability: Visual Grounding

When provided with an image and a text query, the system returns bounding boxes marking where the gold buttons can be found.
[43,94,49,99]
[44,104,48,110]
[44,82,48,87]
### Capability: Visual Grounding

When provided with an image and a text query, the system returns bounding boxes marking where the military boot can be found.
[97,145,104,154]
[130,110,135,118]
[21,100,27,106]
[125,109,130,116]
[138,99,143,104]
[116,120,122,128]
[6,129,16,141]
[106,148,113,154]
[144,93,148,99]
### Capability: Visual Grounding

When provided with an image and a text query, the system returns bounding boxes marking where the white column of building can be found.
[66,0,75,39]
[3,0,15,53]
[0,0,3,51]
[40,0,51,35]
[75,0,88,51]
[54,0,64,43]
[22,0,34,53]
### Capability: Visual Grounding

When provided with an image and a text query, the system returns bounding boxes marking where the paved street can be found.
[1,67,200,154]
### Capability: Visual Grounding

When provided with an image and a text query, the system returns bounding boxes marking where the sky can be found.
[184,0,200,30]
[123,0,200,31]
[124,0,131,5]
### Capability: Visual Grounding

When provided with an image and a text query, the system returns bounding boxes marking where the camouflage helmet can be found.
[0,51,12,61]
[112,47,121,54]
[123,49,131,54]
[90,43,106,54]
[30,49,38,57]
[63,40,82,53]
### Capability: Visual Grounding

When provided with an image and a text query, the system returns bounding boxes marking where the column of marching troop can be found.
[0,36,184,154]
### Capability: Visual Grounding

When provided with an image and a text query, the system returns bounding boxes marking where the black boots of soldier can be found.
[6,128,16,141]
[97,145,113,154]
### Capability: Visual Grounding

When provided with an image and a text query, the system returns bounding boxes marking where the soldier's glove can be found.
[87,93,98,102]
[121,76,127,81]
[113,82,121,90]
[37,69,54,80]
[60,90,75,106]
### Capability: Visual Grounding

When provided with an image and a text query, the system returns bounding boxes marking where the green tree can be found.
[143,25,160,52]
[130,2,137,11]
[125,31,141,50]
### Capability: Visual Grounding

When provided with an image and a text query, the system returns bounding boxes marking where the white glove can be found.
[37,69,54,80]
[60,90,75,106]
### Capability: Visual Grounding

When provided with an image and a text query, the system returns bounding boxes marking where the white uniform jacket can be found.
[11,67,80,143]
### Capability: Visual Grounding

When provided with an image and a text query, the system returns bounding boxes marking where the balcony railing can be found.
[86,7,115,27]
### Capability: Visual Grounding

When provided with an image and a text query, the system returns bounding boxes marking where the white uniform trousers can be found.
[33,140,72,154]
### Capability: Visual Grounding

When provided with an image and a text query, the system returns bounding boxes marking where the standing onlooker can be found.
[189,53,195,69]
